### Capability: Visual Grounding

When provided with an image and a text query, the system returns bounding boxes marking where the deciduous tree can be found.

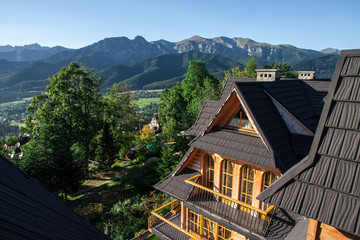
[22,63,103,195]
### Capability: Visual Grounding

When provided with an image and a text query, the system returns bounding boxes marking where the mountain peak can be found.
[188,35,206,41]
[320,48,340,55]
[134,35,147,42]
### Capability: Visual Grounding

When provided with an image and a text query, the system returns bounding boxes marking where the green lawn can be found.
[0,97,33,107]
[146,234,160,240]
[137,98,161,108]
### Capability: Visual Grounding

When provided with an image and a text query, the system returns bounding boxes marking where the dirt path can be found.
[68,170,126,204]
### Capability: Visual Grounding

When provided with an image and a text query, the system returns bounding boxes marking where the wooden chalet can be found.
[258,49,360,240]
[148,69,331,239]
[0,154,110,240]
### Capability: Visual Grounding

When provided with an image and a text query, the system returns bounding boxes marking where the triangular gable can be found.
[226,105,256,132]
[206,88,260,136]
[204,86,279,168]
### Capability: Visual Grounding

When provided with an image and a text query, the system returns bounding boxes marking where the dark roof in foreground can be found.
[258,49,360,237]
[0,154,110,240]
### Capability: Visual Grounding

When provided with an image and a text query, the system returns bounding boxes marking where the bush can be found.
[96,195,148,240]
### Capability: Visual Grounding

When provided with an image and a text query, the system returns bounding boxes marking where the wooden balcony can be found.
[149,199,234,240]
[149,199,200,240]
[184,174,276,236]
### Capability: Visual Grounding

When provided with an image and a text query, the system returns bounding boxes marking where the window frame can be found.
[205,155,215,189]
[240,165,255,205]
[261,172,277,210]
[225,106,255,133]
[221,159,234,199]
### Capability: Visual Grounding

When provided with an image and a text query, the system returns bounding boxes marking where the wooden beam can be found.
[307,219,319,240]
[320,223,360,240]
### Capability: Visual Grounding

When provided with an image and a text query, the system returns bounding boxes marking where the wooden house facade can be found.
[258,50,360,240]
[149,71,331,239]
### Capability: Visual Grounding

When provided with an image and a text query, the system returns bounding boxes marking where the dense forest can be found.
[0,59,299,239]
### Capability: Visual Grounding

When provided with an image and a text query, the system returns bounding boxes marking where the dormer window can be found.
[226,107,255,132]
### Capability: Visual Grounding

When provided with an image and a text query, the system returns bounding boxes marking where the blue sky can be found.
[1,0,359,51]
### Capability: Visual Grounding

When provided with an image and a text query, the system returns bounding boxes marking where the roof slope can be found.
[186,100,219,136]
[0,155,110,240]
[260,80,329,132]
[258,49,360,237]
[234,82,296,171]
[190,127,273,167]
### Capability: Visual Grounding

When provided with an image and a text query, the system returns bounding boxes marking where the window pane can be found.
[240,166,254,205]
[249,169,254,181]
[226,108,254,131]
[228,162,233,174]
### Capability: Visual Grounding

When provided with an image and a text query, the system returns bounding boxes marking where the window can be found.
[188,210,232,240]
[261,172,277,210]
[205,155,215,189]
[226,107,255,132]
[218,225,232,240]
[240,166,254,205]
[221,160,233,202]
[189,210,200,234]
[203,217,216,239]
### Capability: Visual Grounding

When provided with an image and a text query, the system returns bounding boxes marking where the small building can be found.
[148,69,331,239]
[148,117,160,132]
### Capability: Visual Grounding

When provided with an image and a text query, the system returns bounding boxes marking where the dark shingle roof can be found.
[190,127,274,168]
[260,80,329,132]
[257,49,360,237]
[0,155,110,240]
[153,168,199,201]
[186,100,219,136]
[187,77,329,172]
[234,82,297,171]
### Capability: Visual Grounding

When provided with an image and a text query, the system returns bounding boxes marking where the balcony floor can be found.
[151,213,190,240]
[188,192,269,235]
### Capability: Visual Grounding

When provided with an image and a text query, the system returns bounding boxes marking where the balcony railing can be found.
[185,174,276,236]
[149,199,201,240]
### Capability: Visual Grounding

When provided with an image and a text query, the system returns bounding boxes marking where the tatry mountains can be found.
[0,35,339,103]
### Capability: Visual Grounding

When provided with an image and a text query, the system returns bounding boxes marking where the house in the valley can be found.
[258,49,360,240]
[148,67,331,239]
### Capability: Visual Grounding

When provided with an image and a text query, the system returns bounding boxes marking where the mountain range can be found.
[0,35,340,103]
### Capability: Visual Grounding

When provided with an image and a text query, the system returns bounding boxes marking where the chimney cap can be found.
[297,70,316,73]
[256,69,281,72]
[256,69,281,81]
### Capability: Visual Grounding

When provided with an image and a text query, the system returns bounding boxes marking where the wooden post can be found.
[307,219,319,240]
[214,154,222,193]
[232,164,242,200]
[181,202,185,229]
[252,169,262,209]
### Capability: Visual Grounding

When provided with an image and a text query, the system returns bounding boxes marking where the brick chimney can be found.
[256,69,281,81]
[298,71,316,79]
